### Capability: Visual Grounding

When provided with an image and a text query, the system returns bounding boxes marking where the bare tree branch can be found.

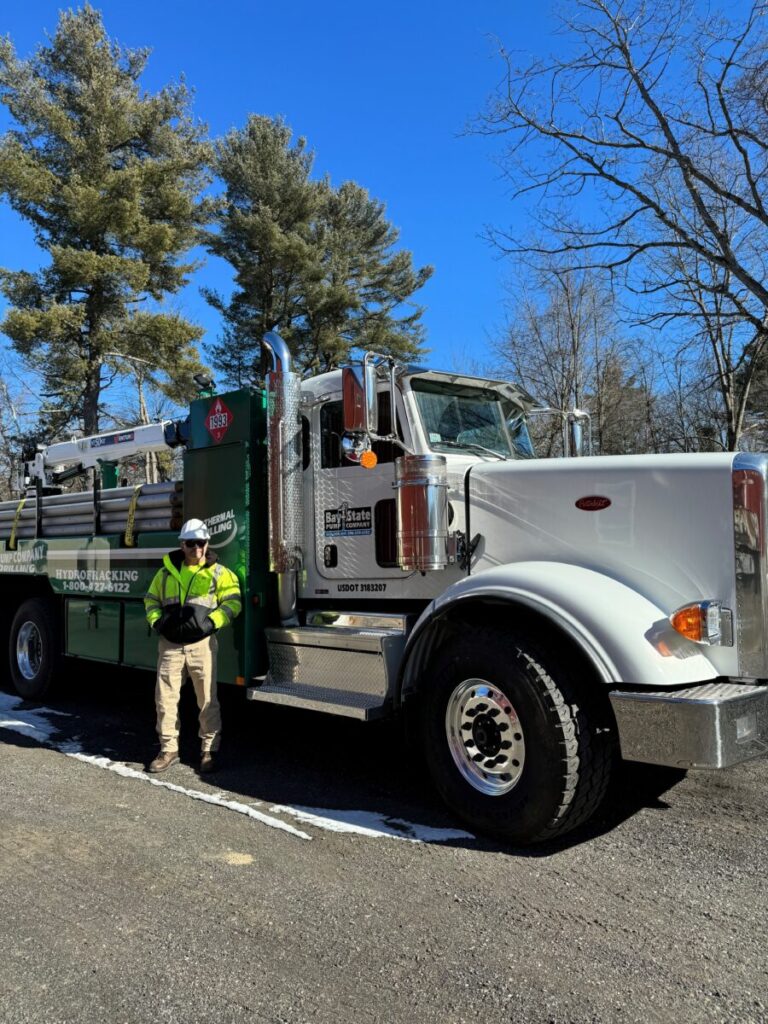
[478,0,768,449]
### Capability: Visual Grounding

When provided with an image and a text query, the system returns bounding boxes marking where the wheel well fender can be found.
[397,561,720,706]
[398,597,605,711]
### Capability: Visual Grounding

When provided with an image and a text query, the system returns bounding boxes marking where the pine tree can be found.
[203,115,318,384]
[204,115,432,383]
[299,180,432,372]
[0,4,210,437]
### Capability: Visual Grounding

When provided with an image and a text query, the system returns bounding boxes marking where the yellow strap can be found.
[123,484,143,547]
[9,497,26,550]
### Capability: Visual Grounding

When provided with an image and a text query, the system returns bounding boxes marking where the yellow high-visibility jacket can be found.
[144,549,242,644]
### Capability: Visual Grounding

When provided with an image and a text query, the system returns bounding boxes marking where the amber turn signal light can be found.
[669,601,729,645]
[670,605,706,642]
[360,450,378,470]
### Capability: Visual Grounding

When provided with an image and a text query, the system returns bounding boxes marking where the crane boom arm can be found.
[26,421,186,485]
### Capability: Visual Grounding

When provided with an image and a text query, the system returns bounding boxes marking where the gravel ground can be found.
[0,670,766,1024]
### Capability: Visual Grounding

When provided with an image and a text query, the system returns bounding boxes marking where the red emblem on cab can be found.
[205,398,233,443]
[575,495,611,511]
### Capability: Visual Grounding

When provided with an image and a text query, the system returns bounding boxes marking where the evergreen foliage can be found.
[204,115,432,383]
[0,4,210,436]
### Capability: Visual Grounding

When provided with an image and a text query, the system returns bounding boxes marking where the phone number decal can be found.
[54,568,139,594]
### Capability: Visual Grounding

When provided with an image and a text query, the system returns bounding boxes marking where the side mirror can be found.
[342,361,378,435]
[341,433,373,464]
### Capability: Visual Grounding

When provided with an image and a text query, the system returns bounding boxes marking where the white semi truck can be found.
[1,332,766,844]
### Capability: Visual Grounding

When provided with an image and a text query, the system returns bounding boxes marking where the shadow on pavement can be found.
[1,661,690,854]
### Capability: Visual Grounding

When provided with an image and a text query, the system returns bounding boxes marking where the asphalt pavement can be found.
[0,667,766,1024]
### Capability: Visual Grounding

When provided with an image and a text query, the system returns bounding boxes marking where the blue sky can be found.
[0,0,555,398]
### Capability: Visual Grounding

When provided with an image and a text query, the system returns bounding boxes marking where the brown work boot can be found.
[147,750,179,773]
[199,751,217,774]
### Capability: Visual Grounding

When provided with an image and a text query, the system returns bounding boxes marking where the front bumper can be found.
[609,682,768,769]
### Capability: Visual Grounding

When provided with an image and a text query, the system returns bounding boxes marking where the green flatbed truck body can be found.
[0,388,271,686]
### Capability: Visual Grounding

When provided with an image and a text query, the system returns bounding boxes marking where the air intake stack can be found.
[394,453,449,572]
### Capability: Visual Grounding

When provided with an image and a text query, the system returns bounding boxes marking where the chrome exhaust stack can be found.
[261,331,303,625]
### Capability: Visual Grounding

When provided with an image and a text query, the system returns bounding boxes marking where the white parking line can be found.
[0,693,474,845]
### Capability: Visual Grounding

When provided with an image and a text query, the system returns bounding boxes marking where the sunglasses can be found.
[182,540,207,549]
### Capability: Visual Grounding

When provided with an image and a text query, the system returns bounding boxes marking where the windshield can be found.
[411,378,535,459]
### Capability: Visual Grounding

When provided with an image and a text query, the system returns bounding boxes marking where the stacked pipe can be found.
[0,481,183,540]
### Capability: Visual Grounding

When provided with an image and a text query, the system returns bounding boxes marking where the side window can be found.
[302,416,310,470]
[371,391,399,465]
[320,402,345,469]
[319,392,403,469]
[375,499,398,567]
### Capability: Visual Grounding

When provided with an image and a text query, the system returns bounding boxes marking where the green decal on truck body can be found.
[0,534,173,598]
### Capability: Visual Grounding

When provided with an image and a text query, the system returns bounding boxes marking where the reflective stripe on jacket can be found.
[144,549,242,639]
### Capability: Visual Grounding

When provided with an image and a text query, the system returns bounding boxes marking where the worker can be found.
[143,518,242,774]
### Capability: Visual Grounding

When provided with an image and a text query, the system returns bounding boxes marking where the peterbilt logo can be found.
[575,495,612,511]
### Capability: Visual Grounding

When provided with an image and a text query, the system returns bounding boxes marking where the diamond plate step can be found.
[246,682,388,720]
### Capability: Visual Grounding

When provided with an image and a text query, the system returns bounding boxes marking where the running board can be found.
[246,613,408,721]
[246,683,387,720]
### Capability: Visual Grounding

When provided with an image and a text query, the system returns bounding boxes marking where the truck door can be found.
[313,390,405,581]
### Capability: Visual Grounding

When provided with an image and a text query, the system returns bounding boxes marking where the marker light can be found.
[670,601,727,645]
[360,450,378,470]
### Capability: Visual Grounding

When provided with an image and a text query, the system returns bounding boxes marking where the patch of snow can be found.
[0,692,475,846]
[67,751,311,839]
[270,804,475,843]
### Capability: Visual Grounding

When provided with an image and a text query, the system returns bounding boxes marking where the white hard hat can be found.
[179,518,210,541]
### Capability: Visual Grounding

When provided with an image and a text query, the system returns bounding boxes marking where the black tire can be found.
[8,598,61,701]
[420,627,616,845]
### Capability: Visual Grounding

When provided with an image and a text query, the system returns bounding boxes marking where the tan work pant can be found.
[155,635,221,754]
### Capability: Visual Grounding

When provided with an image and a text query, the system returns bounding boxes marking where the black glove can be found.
[201,616,217,637]
[151,620,162,634]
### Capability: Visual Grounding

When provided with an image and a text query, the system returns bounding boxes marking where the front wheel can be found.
[420,627,616,845]
[8,599,61,700]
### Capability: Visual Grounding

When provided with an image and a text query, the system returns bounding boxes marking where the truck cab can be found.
[300,364,535,606]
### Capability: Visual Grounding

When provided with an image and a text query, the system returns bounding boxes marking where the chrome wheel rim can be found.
[16,621,42,680]
[445,678,525,796]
